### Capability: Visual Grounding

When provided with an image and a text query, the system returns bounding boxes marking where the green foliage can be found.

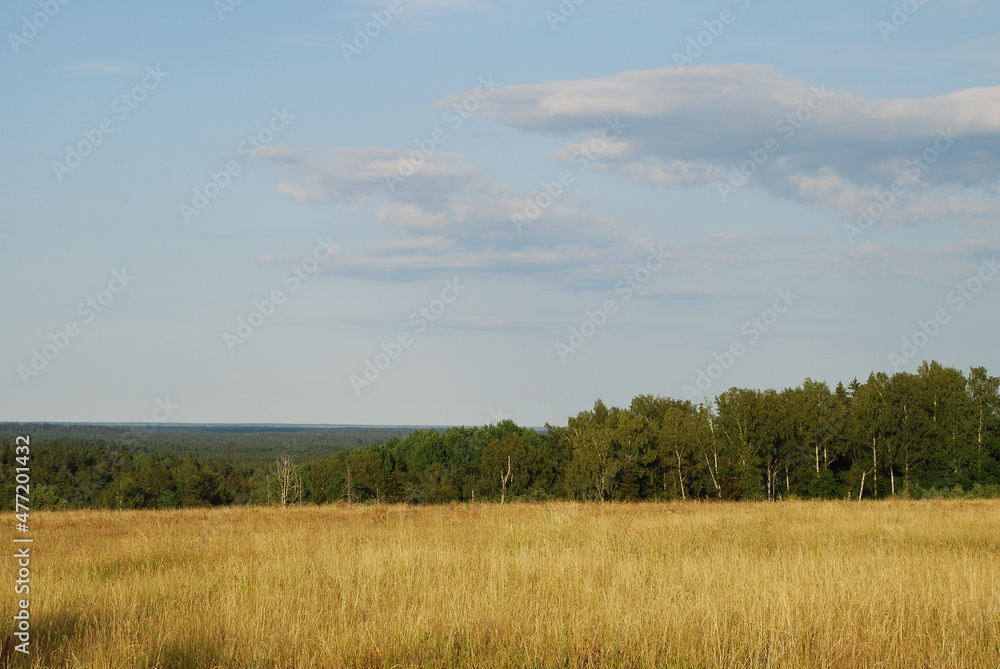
[806,470,840,499]
[3,361,1000,508]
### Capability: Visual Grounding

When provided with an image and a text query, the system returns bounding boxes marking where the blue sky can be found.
[2,0,998,426]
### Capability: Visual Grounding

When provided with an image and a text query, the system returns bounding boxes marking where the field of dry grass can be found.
[6,500,1000,668]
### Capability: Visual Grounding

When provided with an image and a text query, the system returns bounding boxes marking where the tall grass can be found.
[8,500,1000,668]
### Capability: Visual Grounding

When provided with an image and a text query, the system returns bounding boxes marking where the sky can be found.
[1,0,998,427]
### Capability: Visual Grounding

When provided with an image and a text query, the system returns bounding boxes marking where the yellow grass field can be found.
[7,500,1000,668]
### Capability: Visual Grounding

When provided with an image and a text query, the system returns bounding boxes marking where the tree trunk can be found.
[674,448,686,500]
[871,435,878,498]
[500,455,512,504]
[704,453,722,497]
[978,408,986,473]
[275,455,300,508]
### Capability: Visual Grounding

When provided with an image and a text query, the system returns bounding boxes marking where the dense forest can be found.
[3,361,999,509]
[0,423,416,463]
[0,425,415,509]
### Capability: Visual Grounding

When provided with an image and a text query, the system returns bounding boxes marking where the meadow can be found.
[8,500,1000,668]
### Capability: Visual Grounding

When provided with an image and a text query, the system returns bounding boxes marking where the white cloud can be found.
[260,145,674,287]
[259,68,1000,290]
[449,64,1000,225]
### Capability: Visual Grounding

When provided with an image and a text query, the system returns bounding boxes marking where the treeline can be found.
[0,444,252,510]
[300,362,1000,503]
[0,424,415,465]
[3,361,999,509]
[0,426,416,510]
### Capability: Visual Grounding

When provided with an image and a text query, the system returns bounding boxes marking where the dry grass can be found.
[6,500,1000,668]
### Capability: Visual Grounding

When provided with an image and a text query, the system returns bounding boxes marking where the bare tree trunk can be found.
[705,411,722,497]
[978,408,986,472]
[500,455,512,504]
[674,448,686,500]
[871,435,878,499]
[704,453,722,497]
[275,455,301,508]
[858,470,867,502]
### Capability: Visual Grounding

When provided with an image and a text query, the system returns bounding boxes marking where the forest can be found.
[3,361,999,509]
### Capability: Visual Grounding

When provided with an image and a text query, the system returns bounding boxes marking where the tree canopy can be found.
[4,361,1000,509]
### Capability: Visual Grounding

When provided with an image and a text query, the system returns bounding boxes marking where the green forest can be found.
[3,361,1000,509]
